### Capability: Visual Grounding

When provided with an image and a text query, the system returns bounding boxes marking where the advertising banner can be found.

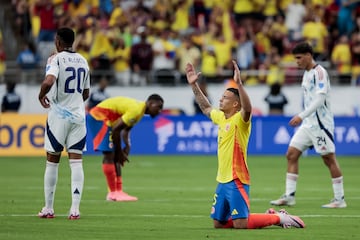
[0,114,46,156]
[1,114,359,156]
[87,115,360,156]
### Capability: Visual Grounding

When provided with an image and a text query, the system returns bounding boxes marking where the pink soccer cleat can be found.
[114,191,138,202]
[106,191,117,201]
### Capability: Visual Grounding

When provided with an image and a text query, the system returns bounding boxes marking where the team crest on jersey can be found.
[318,83,324,89]
[225,123,230,131]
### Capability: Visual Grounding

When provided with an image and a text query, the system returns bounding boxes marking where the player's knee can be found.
[102,152,114,163]
[232,219,248,229]
[46,151,61,163]
[286,148,301,162]
[213,220,224,228]
[321,153,336,166]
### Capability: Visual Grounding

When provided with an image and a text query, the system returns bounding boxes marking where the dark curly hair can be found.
[292,42,313,56]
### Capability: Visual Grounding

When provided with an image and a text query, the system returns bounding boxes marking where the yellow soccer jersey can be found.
[210,109,251,184]
[113,47,130,71]
[302,21,328,53]
[331,44,352,74]
[89,97,146,127]
[233,0,254,13]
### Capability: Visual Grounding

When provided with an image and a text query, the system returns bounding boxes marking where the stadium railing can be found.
[1,60,351,86]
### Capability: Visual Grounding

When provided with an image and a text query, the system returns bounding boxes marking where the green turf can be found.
[0,155,359,240]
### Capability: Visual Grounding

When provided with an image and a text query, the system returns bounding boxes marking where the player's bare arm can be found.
[289,115,302,127]
[185,63,212,117]
[121,127,132,157]
[82,88,90,101]
[232,60,252,122]
[112,119,129,165]
[38,75,56,108]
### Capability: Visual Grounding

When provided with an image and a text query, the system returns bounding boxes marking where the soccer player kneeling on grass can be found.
[185,60,305,229]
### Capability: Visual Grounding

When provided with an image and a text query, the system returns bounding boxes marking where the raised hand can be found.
[232,60,243,86]
[185,63,201,84]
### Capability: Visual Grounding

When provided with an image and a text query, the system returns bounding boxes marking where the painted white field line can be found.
[0,214,360,218]
[3,196,360,203]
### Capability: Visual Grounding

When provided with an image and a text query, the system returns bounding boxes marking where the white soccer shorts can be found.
[289,125,335,155]
[44,110,87,154]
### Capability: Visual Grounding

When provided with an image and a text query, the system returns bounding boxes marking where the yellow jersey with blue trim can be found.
[89,96,146,127]
[210,109,251,184]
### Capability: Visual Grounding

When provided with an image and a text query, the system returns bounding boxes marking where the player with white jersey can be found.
[300,64,334,133]
[38,27,90,220]
[270,42,346,208]
[45,44,90,149]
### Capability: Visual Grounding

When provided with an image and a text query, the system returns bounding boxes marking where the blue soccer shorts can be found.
[87,114,113,152]
[210,179,250,221]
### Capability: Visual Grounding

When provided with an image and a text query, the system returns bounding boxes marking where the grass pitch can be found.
[0,154,359,240]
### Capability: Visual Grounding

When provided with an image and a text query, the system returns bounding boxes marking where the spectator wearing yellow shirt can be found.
[210,5,234,47]
[203,22,218,47]
[302,14,329,60]
[176,36,201,83]
[280,44,297,84]
[255,22,272,63]
[201,45,220,82]
[67,0,91,18]
[269,14,288,56]
[89,26,114,83]
[263,0,279,20]
[331,35,352,84]
[265,49,285,85]
[112,37,131,86]
[252,0,266,30]
[233,0,254,27]
[171,0,192,33]
[73,20,96,64]
[212,34,233,72]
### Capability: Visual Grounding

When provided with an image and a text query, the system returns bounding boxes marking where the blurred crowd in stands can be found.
[3,0,360,86]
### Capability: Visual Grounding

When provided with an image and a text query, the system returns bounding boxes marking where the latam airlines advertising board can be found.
[1,114,359,156]
[88,115,360,156]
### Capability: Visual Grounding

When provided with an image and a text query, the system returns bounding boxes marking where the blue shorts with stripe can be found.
[87,114,113,152]
[210,180,250,221]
